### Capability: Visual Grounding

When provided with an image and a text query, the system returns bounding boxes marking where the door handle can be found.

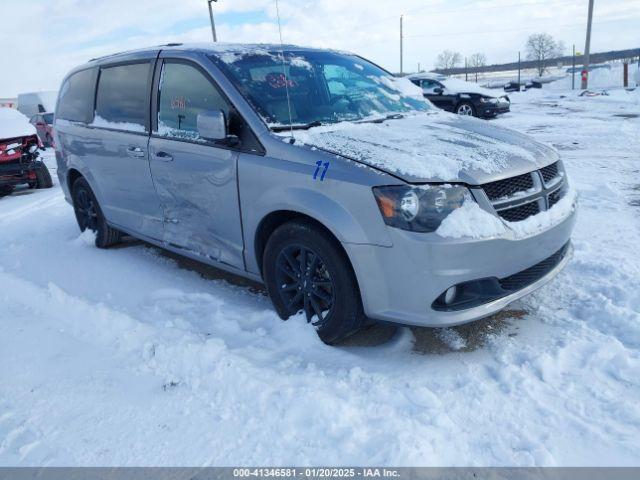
[126,146,145,158]
[153,151,173,162]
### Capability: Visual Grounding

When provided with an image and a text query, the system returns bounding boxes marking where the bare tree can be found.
[468,53,487,81]
[526,33,565,77]
[435,50,462,70]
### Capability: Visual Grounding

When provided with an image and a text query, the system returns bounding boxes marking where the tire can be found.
[262,220,366,344]
[72,177,121,248]
[456,102,476,117]
[45,134,53,148]
[0,185,14,197]
[34,161,53,189]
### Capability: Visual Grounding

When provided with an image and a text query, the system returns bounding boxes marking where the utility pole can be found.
[465,57,468,81]
[417,62,421,73]
[517,51,521,88]
[399,15,404,75]
[208,0,218,42]
[581,0,595,89]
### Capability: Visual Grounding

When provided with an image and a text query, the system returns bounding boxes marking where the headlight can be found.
[480,97,498,104]
[373,185,471,232]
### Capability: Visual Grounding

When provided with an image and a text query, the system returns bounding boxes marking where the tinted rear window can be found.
[57,68,95,123]
[95,63,150,131]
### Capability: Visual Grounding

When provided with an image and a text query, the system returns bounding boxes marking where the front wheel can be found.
[456,102,476,116]
[33,161,53,189]
[72,177,121,248]
[262,221,366,344]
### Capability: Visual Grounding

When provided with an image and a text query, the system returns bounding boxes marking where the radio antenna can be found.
[275,0,295,141]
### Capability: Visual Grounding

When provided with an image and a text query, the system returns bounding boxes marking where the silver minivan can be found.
[54,44,576,344]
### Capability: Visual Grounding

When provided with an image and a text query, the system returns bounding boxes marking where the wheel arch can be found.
[254,210,356,280]
[67,168,83,190]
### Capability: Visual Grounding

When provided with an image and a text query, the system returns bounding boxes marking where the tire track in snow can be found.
[0,189,64,224]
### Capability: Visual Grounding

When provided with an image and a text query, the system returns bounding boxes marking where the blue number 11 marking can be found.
[313,161,330,181]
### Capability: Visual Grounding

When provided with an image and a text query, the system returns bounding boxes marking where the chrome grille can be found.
[478,161,566,223]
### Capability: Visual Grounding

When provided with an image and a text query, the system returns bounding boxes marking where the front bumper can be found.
[343,206,576,327]
[479,102,510,117]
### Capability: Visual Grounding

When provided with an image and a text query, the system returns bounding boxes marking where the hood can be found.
[293,111,558,185]
[0,108,36,141]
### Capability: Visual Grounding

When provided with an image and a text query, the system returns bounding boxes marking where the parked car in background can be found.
[408,72,510,118]
[55,44,575,344]
[17,91,57,118]
[29,112,55,147]
[0,108,53,196]
[503,80,542,92]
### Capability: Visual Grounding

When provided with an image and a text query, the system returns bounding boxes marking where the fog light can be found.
[444,286,457,305]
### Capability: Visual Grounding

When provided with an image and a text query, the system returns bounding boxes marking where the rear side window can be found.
[156,62,231,141]
[94,63,150,132]
[57,69,95,123]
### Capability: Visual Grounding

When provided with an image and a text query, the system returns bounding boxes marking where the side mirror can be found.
[433,87,444,94]
[197,110,227,141]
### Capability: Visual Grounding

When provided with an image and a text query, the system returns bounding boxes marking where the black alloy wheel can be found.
[275,244,335,326]
[71,177,121,248]
[263,220,367,344]
[74,188,99,232]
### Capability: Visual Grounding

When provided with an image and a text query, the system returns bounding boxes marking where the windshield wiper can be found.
[270,121,322,132]
[358,113,405,124]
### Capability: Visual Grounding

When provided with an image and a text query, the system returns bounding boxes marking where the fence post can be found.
[572,45,576,90]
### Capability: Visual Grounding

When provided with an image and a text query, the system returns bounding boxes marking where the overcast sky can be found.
[1,0,638,97]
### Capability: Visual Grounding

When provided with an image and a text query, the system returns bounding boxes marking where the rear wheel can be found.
[263,221,366,344]
[72,177,121,248]
[34,161,53,189]
[456,102,476,116]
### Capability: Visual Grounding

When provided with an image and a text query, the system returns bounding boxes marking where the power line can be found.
[403,15,638,39]
[350,0,581,31]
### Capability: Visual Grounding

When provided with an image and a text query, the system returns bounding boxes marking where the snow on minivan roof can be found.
[89,43,349,62]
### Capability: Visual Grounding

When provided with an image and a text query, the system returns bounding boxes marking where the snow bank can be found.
[0,107,36,139]
[548,63,640,90]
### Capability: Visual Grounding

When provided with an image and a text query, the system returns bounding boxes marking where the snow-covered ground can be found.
[1,87,639,466]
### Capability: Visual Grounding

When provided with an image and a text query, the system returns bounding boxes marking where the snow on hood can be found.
[0,108,36,140]
[291,111,558,184]
[440,78,504,98]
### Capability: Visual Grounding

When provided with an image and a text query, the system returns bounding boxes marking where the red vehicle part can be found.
[0,134,41,189]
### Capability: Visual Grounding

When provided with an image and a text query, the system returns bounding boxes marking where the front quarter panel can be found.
[240,133,397,275]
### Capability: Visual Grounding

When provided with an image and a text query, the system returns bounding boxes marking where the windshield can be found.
[210,50,430,127]
[43,113,54,124]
